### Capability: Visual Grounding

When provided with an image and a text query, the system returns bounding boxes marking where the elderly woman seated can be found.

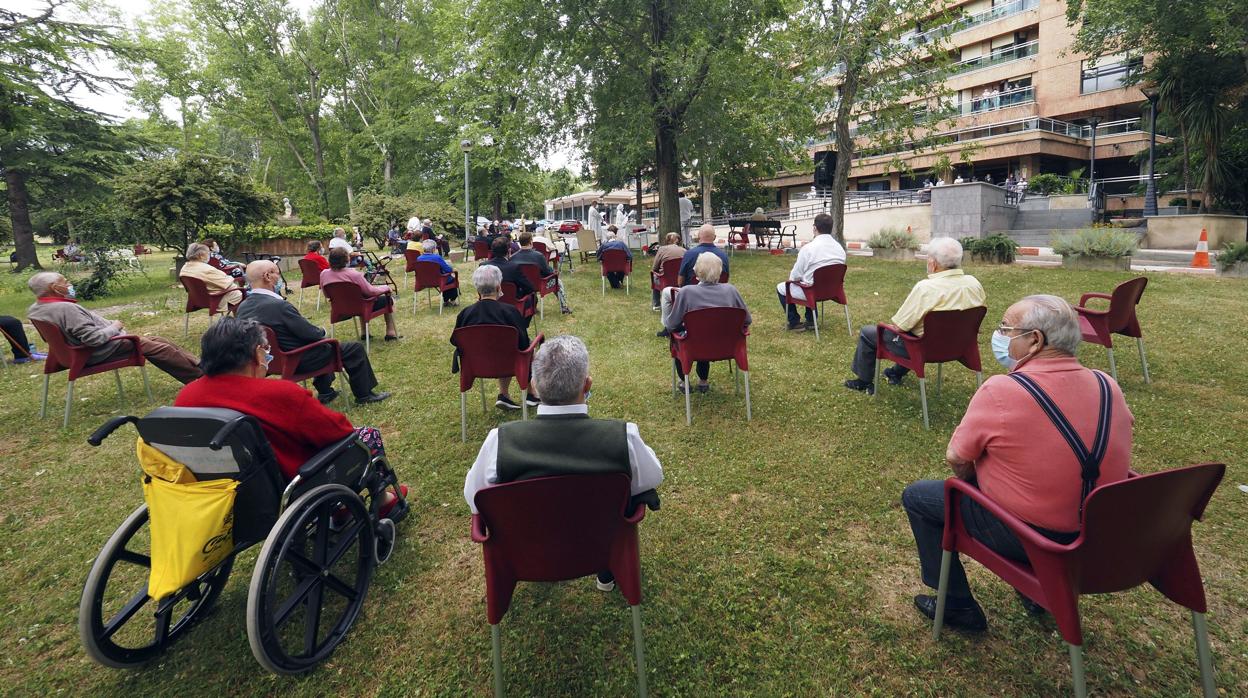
[180,242,245,312]
[320,247,401,341]
[662,251,752,393]
[175,318,406,511]
[200,238,245,278]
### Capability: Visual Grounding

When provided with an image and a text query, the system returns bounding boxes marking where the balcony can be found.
[834,116,1142,161]
[944,39,1038,78]
[907,0,1039,47]
[959,84,1035,116]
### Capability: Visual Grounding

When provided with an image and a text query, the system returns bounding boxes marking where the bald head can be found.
[697,223,716,243]
[28,271,65,298]
[245,260,280,291]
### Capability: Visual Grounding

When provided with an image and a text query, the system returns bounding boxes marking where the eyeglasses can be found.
[996,323,1035,334]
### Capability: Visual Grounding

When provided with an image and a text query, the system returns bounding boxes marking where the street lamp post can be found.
[1086,115,1102,203]
[460,139,473,239]
[1142,87,1160,216]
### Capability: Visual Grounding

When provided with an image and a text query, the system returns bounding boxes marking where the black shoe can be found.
[913,594,988,632]
[355,391,391,405]
[656,329,670,338]
[316,389,340,405]
[804,322,816,331]
[883,366,905,386]
[844,379,875,395]
[696,383,709,394]
[524,393,541,407]
[785,323,807,332]
[384,334,401,342]
[1016,590,1047,616]
[496,394,521,410]
[561,308,573,315]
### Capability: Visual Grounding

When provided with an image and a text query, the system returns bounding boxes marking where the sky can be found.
[10,0,578,170]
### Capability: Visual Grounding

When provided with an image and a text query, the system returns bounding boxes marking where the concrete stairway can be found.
[1010,208,1094,232]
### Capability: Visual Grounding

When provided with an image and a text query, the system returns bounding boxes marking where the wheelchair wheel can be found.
[79,504,234,668]
[247,483,375,674]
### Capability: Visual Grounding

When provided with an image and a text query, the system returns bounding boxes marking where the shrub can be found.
[202,223,338,252]
[1027,173,1063,196]
[962,233,1019,264]
[868,226,919,250]
[1051,228,1138,258]
[1218,241,1248,271]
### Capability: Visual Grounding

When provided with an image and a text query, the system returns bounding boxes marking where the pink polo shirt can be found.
[948,356,1133,533]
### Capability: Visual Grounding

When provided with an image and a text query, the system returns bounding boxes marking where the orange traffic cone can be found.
[1191,228,1210,268]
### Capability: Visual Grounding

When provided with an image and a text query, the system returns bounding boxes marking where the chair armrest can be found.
[1078,292,1112,306]
[297,433,363,479]
[280,337,341,359]
[108,334,145,356]
[520,333,545,357]
[623,500,649,524]
[470,513,490,543]
[1073,305,1108,318]
[943,479,1074,555]
[876,322,920,348]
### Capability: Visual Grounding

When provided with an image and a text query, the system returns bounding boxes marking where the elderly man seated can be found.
[175,318,406,512]
[649,232,686,310]
[902,295,1133,630]
[777,212,845,332]
[237,260,390,405]
[656,224,729,338]
[452,264,539,411]
[463,334,663,592]
[844,237,985,394]
[511,231,571,314]
[596,230,632,289]
[328,226,364,266]
[26,271,202,383]
[664,252,751,393]
[414,239,460,307]
[481,237,535,323]
[180,243,244,312]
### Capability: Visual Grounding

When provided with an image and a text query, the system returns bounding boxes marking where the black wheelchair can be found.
[78,406,409,674]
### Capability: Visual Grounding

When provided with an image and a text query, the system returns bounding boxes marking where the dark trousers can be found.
[777,291,814,326]
[902,479,1076,602]
[298,340,378,399]
[606,271,625,288]
[442,286,459,302]
[673,358,710,382]
[851,325,910,383]
[0,316,31,359]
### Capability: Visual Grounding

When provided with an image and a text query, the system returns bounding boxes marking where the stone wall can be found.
[1144,214,1248,250]
[751,203,934,246]
[929,182,1016,239]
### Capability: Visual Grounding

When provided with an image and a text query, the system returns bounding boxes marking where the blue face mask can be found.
[275,278,286,295]
[263,352,274,368]
[65,284,77,299]
[991,330,1017,370]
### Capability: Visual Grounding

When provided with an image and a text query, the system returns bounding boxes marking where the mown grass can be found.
[0,248,1244,696]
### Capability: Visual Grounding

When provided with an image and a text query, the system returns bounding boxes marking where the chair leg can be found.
[316,293,321,311]
[491,623,504,698]
[480,381,488,415]
[461,391,467,443]
[932,549,952,641]
[844,304,853,338]
[684,376,692,426]
[364,321,371,355]
[625,275,630,295]
[670,362,676,397]
[184,312,190,338]
[812,307,820,341]
[40,374,50,419]
[63,379,75,429]
[113,369,126,409]
[1068,643,1088,698]
[975,371,983,388]
[438,293,444,316]
[936,364,943,395]
[874,357,882,400]
[298,285,304,311]
[521,388,528,420]
[601,276,605,296]
[631,604,649,698]
[1192,611,1217,698]
[1137,337,1151,384]
[1106,347,1118,383]
[743,370,751,421]
[918,377,930,430]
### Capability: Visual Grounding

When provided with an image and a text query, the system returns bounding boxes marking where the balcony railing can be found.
[840,116,1143,160]
[944,39,1038,77]
[907,0,1039,46]
[960,84,1034,115]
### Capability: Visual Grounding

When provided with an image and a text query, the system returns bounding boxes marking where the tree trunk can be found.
[655,121,681,237]
[829,68,860,247]
[636,169,643,226]
[491,167,503,220]
[383,153,393,193]
[306,111,330,216]
[702,168,714,220]
[5,169,41,272]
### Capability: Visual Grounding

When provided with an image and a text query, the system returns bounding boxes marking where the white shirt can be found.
[328,237,353,252]
[462,403,664,514]
[678,196,693,222]
[788,234,846,284]
[250,287,282,300]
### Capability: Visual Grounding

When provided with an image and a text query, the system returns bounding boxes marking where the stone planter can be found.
[1217,261,1248,278]
[1060,255,1131,271]
[871,248,916,262]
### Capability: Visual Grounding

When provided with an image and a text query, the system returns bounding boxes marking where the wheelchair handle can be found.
[207,418,247,450]
[87,416,139,446]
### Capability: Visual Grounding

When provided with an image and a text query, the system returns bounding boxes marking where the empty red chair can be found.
[450,325,543,441]
[1074,276,1150,384]
[499,281,536,326]
[402,248,421,286]
[31,319,153,428]
[178,275,242,337]
[599,248,633,295]
[472,239,491,262]
[874,306,986,429]
[412,260,459,315]
[470,473,650,698]
[650,258,680,296]
[132,244,152,255]
[321,281,393,354]
[782,263,851,340]
[669,306,751,425]
[518,264,558,320]
[296,258,324,311]
[260,325,348,409]
[934,463,1224,698]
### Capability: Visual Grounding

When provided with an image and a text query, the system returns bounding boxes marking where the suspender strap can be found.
[1006,371,1112,516]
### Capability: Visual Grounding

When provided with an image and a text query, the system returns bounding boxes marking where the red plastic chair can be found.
[402,248,420,286]
[132,244,152,256]
[874,306,986,430]
[650,258,680,296]
[472,240,491,262]
[30,319,153,429]
[178,275,242,337]
[782,263,851,340]
[518,264,558,320]
[470,473,650,698]
[321,281,393,354]
[934,463,1225,698]
[450,324,543,441]
[1074,276,1150,384]
[296,258,324,311]
[260,325,348,410]
[669,306,751,425]
[412,260,459,315]
[599,248,633,295]
[499,281,536,326]
[532,240,560,268]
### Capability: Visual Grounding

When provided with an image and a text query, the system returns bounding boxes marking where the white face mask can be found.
[991,330,1019,369]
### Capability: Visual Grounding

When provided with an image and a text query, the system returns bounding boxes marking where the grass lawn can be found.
[0,247,1244,696]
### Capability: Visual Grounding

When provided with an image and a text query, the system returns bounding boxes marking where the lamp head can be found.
[460,139,473,153]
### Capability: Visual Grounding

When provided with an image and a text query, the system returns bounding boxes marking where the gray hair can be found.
[185,243,210,261]
[532,335,590,405]
[333,227,346,238]
[693,251,722,283]
[28,271,62,296]
[1018,294,1081,355]
[421,239,437,253]
[472,264,502,296]
[927,236,963,269]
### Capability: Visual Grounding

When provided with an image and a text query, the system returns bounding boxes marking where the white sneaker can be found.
[595,577,616,592]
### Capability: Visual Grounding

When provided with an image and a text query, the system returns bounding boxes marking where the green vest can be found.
[496,413,630,484]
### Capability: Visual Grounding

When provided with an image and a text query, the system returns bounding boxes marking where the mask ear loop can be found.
[1010,329,1047,371]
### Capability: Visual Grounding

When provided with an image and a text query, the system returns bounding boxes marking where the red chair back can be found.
[808,264,848,304]
[913,307,986,369]
[262,325,290,378]
[472,473,644,623]
[532,241,553,260]
[517,264,555,298]
[599,248,631,274]
[30,318,143,380]
[413,260,449,291]
[1104,276,1147,337]
[54,248,66,261]
[674,306,749,369]
[322,281,370,323]
[451,324,529,391]
[652,258,680,291]
[179,275,226,315]
[297,259,323,289]
[499,281,534,317]
[718,270,730,284]
[404,248,421,273]
[261,325,342,383]
[472,240,491,261]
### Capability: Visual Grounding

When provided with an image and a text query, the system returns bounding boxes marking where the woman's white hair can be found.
[472,264,502,296]
[927,236,963,269]
[421,239,437,253]
[185,243,210,261]
[532,335,590,405]
[1018,294,1082,355]
[693,251,722,283]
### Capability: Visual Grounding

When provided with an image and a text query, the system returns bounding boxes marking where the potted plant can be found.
[1217,241,1248,278]
[960,234,1019,264]
[868,227,920,261]
[1052,228,1137,271]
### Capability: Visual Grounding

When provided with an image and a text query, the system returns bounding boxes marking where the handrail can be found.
[907,0,1039,47]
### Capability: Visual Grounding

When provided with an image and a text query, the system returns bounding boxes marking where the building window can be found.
[1080,56,1143,94]
[857,179,890,192]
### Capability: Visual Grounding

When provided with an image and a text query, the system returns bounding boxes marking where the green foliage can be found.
[202,223,334,245]
[714,166,775,216]
[868,227,920,251]
[1026,174,1064,196]
[961,234,1019,264]
[351,193,463,248]
[1052,228,1138,258]
[1218,241,1248,271]
[75,250,144,301]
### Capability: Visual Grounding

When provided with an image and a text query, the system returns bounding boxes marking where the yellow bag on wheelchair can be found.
[138,439,238,600]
